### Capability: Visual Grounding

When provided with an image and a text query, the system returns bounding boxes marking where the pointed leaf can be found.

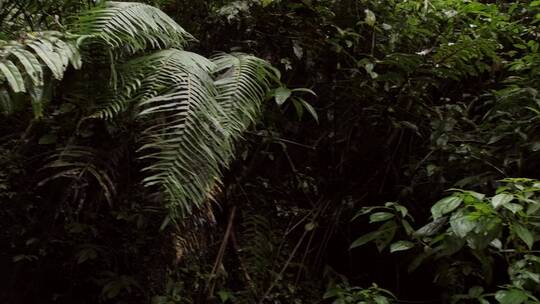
[503,203,523,214]
[369,212,394,223]
[274,87,291,105]
[495,289,528,304]
[431,196,463,219]
[350,230,379,249]
[0,61,26,92]
[10,49,43,86]
[299,98,318,123]
[450,210,476,238]
[390,240,414,253]
[512,224,534,249]
[491,193,513,209]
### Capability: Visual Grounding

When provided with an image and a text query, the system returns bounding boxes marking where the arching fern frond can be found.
[0,31,81,117]
[134,52,278,218]
[125,50,226,217]
[39,145,116,207]
[72,2,194,54]
[91,49,216,120]
[89,50,278,218]
[212,53,278,135]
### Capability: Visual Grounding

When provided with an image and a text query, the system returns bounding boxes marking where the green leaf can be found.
[292,98,304,120]
[431,196,463,219]
[491,193,513,209]
[291,88,316,96]
[450,210,475,238]
[402,219,415,236]
[299,98,318,122]
[274,87,291,105]
[350,230,379,249]
[28,40,64,80]
[375,221,398,252]
[390,240,414,253]
[369,212,394,223]
[0,61,26,93]
[10,49,44,86]
[374,295,389,304]
[495,289,528,304]
[503,203,523,214]
[512,224,534,249]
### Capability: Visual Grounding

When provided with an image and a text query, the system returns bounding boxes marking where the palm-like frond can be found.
[72,1,194,54]
[0,1,280,219]
[212,53,276,135]
[0,31,81,116]
[116,49,226,216]
[92,49,216,120]
[39,145,116,207]
[140,54,276,218]
[89,50,278,218]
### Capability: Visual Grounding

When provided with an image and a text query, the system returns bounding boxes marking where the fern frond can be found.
[0,31,81,116]
[91,49,216,120]
[90,50,277,218]
[73,2,194,54]
[127,50,225,216]
[212,53,277,135]
[241,213,279,289]
[138,52,277,217]
[39,145,116,206]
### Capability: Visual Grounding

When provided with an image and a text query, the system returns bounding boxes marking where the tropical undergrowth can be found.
[154,0,540,303]
[2,0,540,303]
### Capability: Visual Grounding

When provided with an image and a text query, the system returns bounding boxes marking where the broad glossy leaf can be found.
[431,196,463,219]
[375,221,397,252]
[299,98,318,122]
[390,240,414,253]
[503,203,523,214]
[374,295,389,304]
[512,224,534,249]
[495,289,527,304]
[274,87,291,105]
[491,193,513,209]
[350,230,379,249]
[450,210,476,238]
[369,212,394,223]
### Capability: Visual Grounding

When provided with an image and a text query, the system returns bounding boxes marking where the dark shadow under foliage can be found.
[1,0,540,303]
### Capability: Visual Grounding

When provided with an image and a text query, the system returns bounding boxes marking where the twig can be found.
[206,206,237,298]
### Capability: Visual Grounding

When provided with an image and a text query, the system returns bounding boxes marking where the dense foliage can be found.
[1,0,540,303]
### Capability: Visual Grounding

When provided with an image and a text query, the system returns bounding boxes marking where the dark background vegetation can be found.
[1,0,540,303]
